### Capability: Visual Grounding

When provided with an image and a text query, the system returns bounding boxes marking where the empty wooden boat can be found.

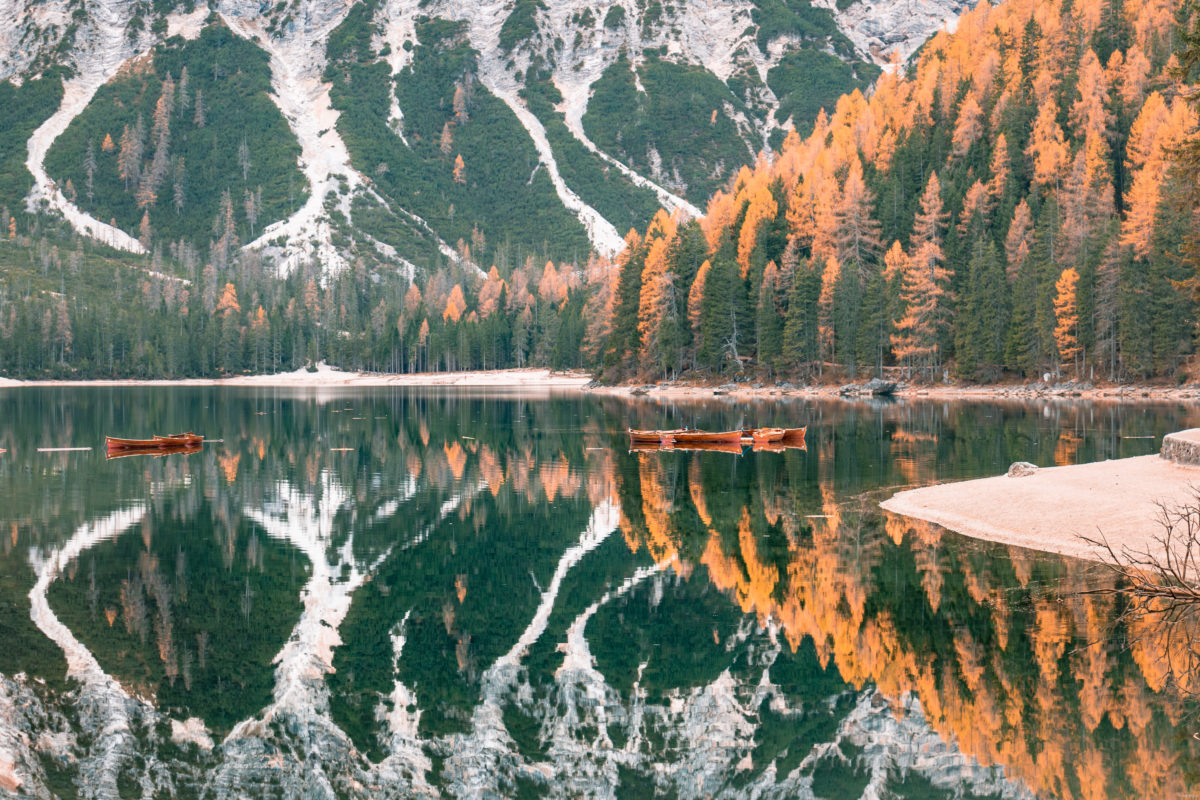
[106,436,165,449]
[155,432,203,446]
[106,432,203,450]
[672,429,744,445]
[781,426,807,445]
[750,427,785,443]
[628,428,687,444]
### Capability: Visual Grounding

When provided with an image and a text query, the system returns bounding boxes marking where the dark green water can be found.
[0,387,1196,799]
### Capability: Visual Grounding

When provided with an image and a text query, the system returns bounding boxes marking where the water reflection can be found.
[0,388,1197,798]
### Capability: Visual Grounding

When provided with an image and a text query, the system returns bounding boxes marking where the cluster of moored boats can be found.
[104,432,204,459]
[628,426,806,453]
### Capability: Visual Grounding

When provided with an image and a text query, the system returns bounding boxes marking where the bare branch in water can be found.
[1080,490,1200,696]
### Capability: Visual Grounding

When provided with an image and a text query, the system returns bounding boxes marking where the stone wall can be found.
[1160,430,1200,465]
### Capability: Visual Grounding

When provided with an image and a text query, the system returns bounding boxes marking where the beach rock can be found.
[864,378,897,396]
[840,379,897,397]
[629,386,652,396]
[1007,462,1039,477]
[1161,430,1200,465]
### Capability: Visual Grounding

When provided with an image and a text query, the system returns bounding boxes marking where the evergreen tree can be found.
[755,261,783,373]
[782,256,819,376]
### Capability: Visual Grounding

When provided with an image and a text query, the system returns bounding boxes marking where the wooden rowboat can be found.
[672,429,744,445]
[106,432,203,450]
[781,426,807,445]
[155,432,203,445]
[107,436,167,449]
[750,427,785,443]
[628,428,687,444]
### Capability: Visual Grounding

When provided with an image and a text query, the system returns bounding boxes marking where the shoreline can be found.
[0,365,594,390]
[2,368,1200,401]
[590,378,1200,403]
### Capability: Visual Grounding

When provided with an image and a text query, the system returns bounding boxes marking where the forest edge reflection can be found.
[0,388,1197,798]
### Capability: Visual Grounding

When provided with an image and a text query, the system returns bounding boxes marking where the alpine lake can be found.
[1,387,1198,800]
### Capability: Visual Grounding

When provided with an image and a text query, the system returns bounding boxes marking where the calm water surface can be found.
[0,387,1197,799]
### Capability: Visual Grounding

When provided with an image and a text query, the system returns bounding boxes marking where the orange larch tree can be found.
[911,171,949,265]
[637,231,675,365]
[833,158,882,279]
[1005,200,1034,281]
[443,284,467,322]
[891,241,949,379]
[1053,266,1081,374]
[1027,102,1069,187]
[477,266,506,318]
[687,259,711,353]
[951,94,985,158]
[737,175,778,277]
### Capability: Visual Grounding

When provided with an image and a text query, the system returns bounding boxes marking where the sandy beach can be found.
[881,452,1200,564]
[0,365,594,390]
[5,367,1200,403]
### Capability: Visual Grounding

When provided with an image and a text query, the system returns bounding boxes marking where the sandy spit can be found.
[880,455,1200,564]
[0,365,593,390]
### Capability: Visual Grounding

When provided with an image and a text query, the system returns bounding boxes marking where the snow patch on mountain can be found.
[18,0,200,255]
[816,0,979,64]
[374,0,418,140]
[26,80,148,255]
[218,8,362,275]
[449,0,626,256]
[5,0,985,276]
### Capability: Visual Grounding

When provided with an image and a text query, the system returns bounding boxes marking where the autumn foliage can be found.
[571,0,1200,382]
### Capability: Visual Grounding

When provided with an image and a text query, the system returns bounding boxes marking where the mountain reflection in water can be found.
[0,387,1196,798]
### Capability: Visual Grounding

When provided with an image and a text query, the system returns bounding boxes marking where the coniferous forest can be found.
[1,0,1199,383]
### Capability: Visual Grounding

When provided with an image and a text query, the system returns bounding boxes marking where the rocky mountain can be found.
[0,0,979,276]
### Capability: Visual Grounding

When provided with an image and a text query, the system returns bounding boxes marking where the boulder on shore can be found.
[1007,462,1039,477]
[1160,430,1200,465]
[840,379,898,397]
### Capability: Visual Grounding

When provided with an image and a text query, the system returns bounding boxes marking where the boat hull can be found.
[781,426,807,444]
[107,432,203,450]
[671,430,744,445]
[628,428,687,444]
[750,427,785,443]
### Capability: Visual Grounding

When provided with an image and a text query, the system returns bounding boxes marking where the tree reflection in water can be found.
[0,388,1198,797]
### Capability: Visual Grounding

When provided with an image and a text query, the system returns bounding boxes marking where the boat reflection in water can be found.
[104,443,203,460]
[0,388,1197,798]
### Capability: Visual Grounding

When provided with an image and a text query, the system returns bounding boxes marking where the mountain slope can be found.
[0,0,976,277]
